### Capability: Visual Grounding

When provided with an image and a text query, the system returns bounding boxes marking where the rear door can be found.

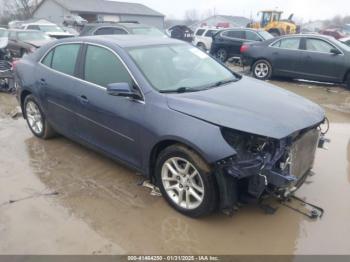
[74,44,145,168]
[39,43,82,135]
[299,37,345,82]
[219,29,245,56]
[269,37,302,77]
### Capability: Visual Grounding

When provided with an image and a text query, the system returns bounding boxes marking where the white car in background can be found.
[193,27,220,51]
[22,23,73,39]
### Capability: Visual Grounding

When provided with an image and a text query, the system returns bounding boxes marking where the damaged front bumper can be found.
[215,125,329,212]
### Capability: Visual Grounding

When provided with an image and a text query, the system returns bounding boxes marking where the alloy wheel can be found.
[161,157,205,210]
[26,101,43,135]
[254,62,269,78]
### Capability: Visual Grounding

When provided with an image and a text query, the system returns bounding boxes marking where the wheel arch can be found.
[343,69,350,82]
[148,138,212,184]
[251,57,273,69]
[20,89,32,119]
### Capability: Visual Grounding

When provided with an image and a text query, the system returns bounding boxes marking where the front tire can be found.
[156,144,218,218]
[252,59,272,80]
[346,73,350,90]
[24,95,56,139]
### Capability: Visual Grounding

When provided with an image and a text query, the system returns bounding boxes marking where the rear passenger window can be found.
[272,38,300,50]
[222,30,244,39]
[245,31,261,41]
[51,44,80,76]
[95,27,127,35]
[84,45,133,87]
[42,50,54,67]
[195,29,205,36]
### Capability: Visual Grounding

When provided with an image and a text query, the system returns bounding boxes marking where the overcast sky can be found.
[120,0,349,22]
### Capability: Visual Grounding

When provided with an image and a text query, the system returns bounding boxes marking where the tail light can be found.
[240,44,249,53]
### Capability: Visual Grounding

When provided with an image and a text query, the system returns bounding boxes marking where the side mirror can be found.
[107,82,141,99]
[330,48,341,55]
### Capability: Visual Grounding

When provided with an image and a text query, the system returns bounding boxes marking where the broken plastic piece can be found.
[142,180,162,197]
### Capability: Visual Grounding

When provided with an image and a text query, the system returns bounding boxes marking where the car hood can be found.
[23,39,52,48]
[166,77,325,139]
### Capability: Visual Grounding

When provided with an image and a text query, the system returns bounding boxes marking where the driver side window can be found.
[84,45,133,88]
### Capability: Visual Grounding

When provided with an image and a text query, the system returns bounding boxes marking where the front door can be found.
[299,37,345,82]
[75,44,145,168]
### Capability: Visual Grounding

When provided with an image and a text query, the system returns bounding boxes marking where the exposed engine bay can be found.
[215,120,330,218]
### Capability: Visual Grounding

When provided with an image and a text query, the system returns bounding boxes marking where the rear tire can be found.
[155,144,218,218]
[197,42,206,51]
[216,48,228,62]
[24,95,56,139]
[252,59,272,80]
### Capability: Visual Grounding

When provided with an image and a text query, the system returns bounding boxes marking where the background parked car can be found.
[241,34,350,89]
[63,15,88,27]
[167,25,194,43]
[22,23,73,39]
[319,28,346,39]
[193,27,219,51]
[210,28,274,62]
[80,22,167,37]
[0,28,9,59]
[7,29,53,58]
[340,36,350,46]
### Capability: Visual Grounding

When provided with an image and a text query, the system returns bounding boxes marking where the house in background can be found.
[189,15,250,31]
[32,0,165,29]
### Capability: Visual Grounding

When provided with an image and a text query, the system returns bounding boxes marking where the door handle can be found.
[39,78,46,87]
[79,95,89,104]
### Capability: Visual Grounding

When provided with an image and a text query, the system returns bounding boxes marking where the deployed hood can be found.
[166,77,325,139]
[23,39,52,48]
[46,32,73,39]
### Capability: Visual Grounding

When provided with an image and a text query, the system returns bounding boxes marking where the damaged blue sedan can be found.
[15,35,327,217]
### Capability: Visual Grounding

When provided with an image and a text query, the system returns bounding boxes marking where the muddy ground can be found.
[0,76,349,255]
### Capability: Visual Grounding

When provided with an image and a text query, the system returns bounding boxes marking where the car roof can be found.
[61,35,184,48]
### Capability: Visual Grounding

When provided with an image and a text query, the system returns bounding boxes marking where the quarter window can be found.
[51,44,80,76]
[84,45,133,88]
[205,30,217,37]
[306,39,335,53]
[195,29,205,36]
[42,50,54,67]
[272,38,300,50]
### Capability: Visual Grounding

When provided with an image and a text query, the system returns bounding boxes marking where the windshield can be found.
[39,25,64,33]
[259,30,274,40]
[0,29,8,37]
[131,27,166,37]
[128,44,237,92]
[18,32,51,41]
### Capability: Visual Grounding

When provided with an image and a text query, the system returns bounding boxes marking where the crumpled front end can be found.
[215,123,326,212]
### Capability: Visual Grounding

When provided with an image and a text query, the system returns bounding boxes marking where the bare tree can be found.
[1,0,38,24]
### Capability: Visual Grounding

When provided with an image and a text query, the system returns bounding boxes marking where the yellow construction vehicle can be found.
[248,10,298,36]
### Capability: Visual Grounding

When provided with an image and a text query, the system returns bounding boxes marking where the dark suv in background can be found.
[80,21,166,37]
[210,28,274,62]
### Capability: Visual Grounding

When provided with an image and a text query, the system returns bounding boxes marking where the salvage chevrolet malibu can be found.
[15,35,327,217]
